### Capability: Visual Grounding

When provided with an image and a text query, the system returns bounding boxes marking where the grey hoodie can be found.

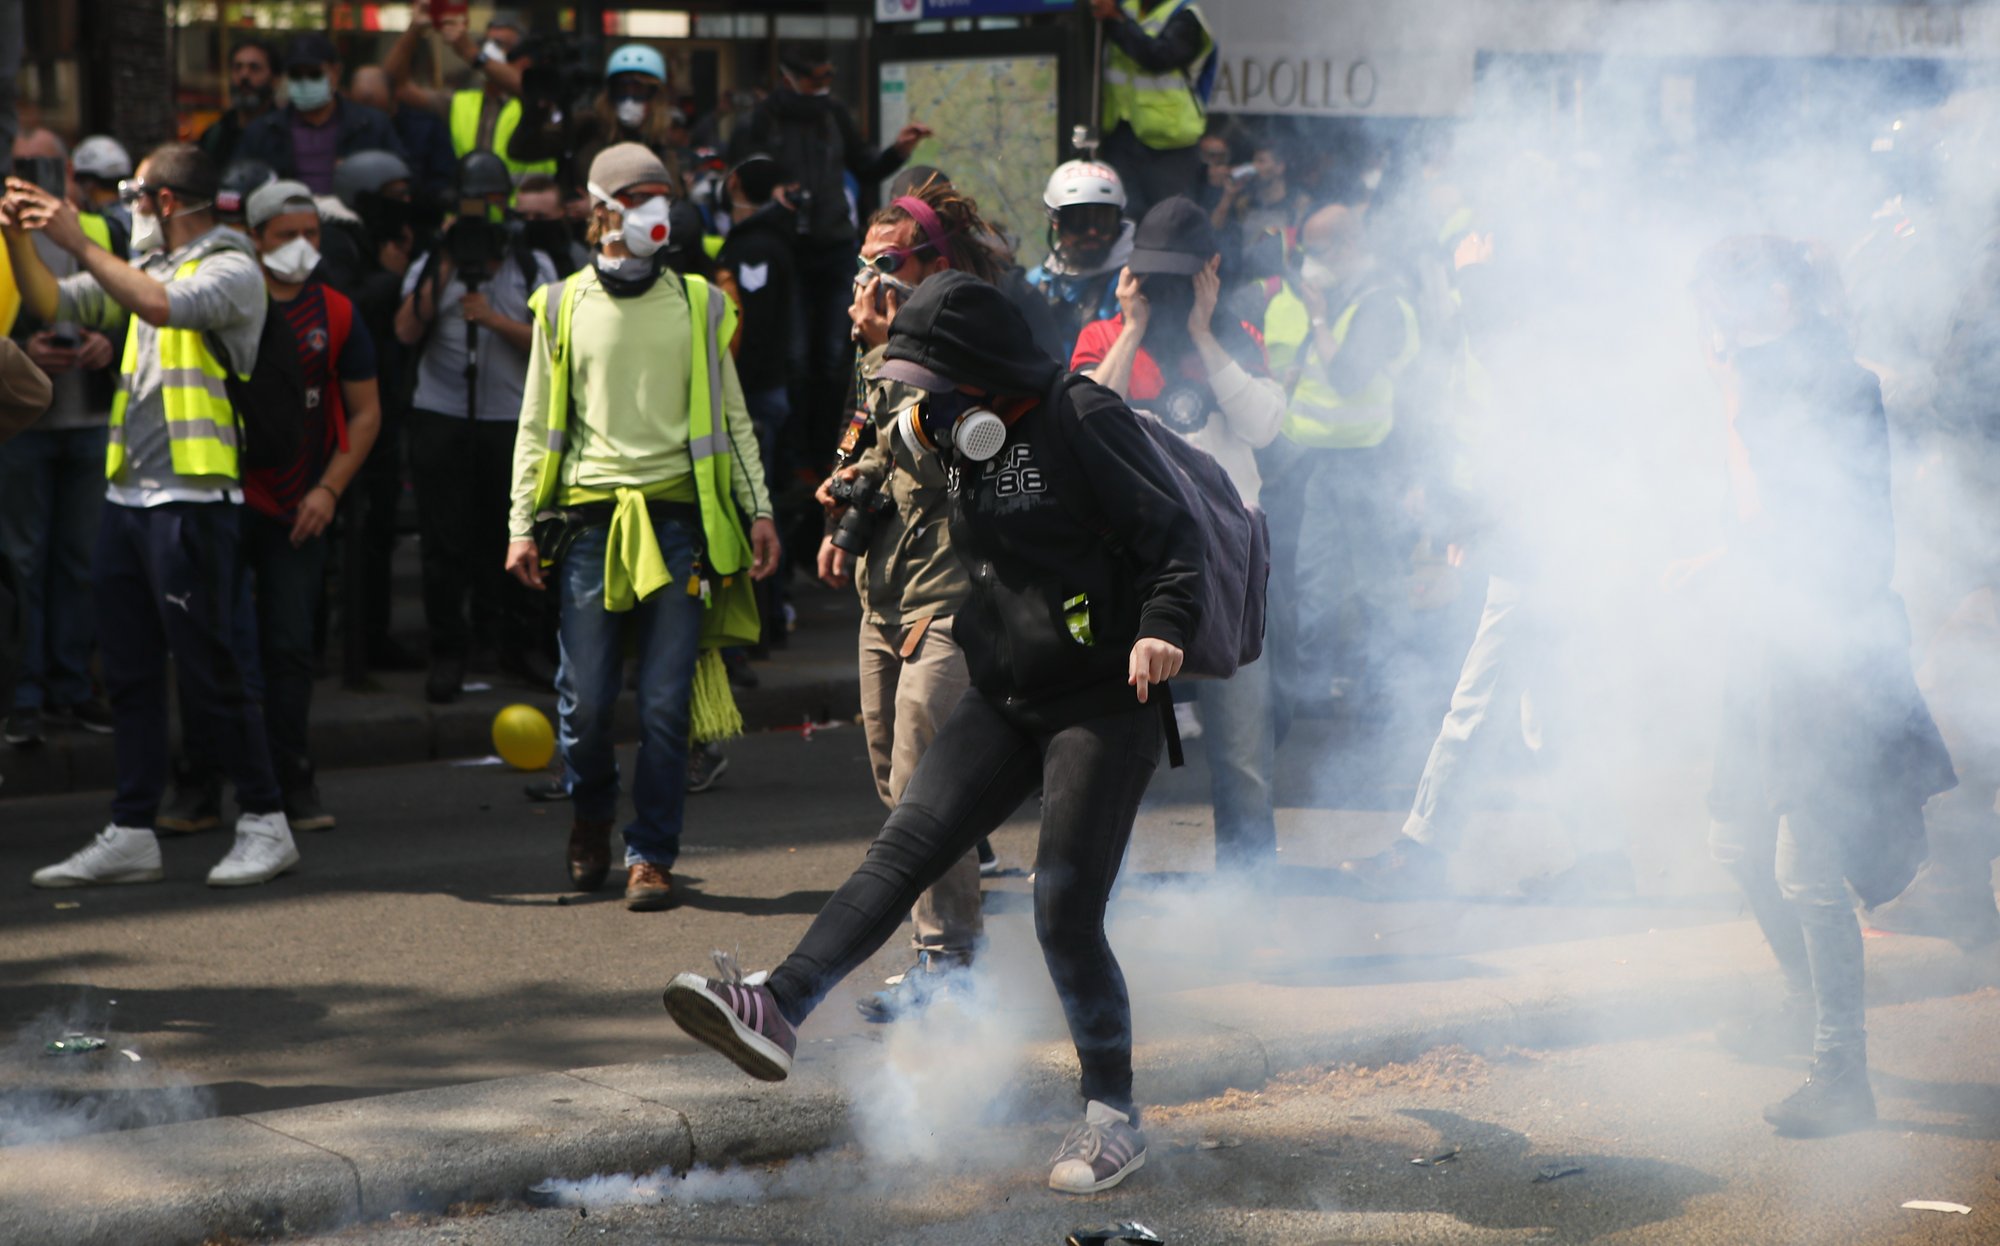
[58,224,266,501]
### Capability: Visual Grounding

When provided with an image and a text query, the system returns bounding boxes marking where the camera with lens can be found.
[443,215,505,291]
[829,472,896,555]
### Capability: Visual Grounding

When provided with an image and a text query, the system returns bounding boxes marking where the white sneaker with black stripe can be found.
[1049,1099,1147,1194]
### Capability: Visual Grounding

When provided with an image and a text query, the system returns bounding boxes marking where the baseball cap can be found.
[1126,196,1215,276]
[245,179,318,229]
[72,135,132,181]
[284,33,339,69]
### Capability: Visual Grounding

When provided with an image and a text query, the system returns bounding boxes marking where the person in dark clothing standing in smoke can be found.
[1683,235,1953,1138]
[1090,0,1216,223]
[665,270,1201,1195]
[725,45,931,463]
[1865,223,2000,952]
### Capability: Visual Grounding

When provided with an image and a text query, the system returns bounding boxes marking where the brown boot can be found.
[568,819,613,891]
[626,861,674,911]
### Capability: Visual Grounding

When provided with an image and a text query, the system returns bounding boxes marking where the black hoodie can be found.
[886,271,1204,729]
[717,202,800,382]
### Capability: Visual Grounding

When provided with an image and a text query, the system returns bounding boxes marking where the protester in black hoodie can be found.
[716,155,798,465]
[665,270,1201,1196]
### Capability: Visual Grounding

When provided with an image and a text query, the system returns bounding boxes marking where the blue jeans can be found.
[1286,446,1415,700]
[1198,658,1277,869]
[0,425,106,709]
[556,518,704,867]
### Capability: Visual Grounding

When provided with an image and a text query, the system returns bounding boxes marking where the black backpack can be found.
[1043,371,1270,682]
[209,294,306,472]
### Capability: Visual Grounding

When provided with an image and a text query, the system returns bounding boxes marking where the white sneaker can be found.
[206,811,299,887]
[32,825,164,888]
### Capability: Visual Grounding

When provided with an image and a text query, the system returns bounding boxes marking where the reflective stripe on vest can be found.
[1264,282,1420,451]
[526,269,749,573]
[106,258,242,481]
[1101,0,1213,151]
[449,90,558,179]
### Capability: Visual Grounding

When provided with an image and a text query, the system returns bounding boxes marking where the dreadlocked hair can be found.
[867,173,1005,284]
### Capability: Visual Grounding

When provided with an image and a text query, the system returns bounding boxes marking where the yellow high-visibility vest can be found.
[526,267,749,577]
[1265,281,1420,451]
[106,257,243,481]
[1101,0,1213,151]
[449,89,557,179]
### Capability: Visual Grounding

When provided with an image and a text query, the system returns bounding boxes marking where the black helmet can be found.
[455,150,513,202]
[334,150,413,213]
[217,158,277,222]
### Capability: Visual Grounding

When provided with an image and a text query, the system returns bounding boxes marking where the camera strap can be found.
[899,614,934,660]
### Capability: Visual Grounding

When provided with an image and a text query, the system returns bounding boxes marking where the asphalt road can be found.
[289,991,2000,1246]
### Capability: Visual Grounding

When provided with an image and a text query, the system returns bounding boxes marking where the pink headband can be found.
[893,195,953,267]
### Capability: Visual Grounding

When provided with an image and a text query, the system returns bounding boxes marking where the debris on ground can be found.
[1534,1163,1586,1183]
[1901,1200,1971,1215]
[1066,1222,1165,1245]
[1149,1045,1518,1121]
[1411,1147,1461,1167]
[1198,1136,1242,1150]
[118,1049,141,1062]
[43,1034,106,1056]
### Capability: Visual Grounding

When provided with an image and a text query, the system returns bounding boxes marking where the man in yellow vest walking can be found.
[1091,0,1217,222]
[504,144,779,912]
[2,143,300,888]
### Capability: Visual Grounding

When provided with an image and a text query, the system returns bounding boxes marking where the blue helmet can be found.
[606,44,666,84]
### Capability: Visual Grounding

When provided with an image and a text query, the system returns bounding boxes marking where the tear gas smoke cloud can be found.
[0,1001,215,1148]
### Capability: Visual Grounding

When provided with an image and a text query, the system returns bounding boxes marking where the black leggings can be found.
[768,688,1163,1116]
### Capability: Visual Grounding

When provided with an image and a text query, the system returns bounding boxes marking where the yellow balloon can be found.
[492,703,556,772]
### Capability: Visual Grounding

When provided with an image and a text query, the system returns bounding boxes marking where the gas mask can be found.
[615,98,648,129]
[898,389,1010,463]
[590,186,671,258]
[261,236,321,283]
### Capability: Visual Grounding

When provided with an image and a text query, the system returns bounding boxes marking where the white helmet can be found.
[1042,160,1126,213]
[73,135,133,181]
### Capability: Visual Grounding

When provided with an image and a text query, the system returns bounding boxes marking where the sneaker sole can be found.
[1050,1149,1146,1194]
[32,867,164,889]
[662,974,792,1082]
[687,758,730,795]
[207,849,301,888]
[290,816,337,832]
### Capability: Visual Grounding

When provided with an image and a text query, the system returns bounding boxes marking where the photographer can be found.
[386,9,554,180]
[1074,197,1284,873]
[666,270,1201,1197]
[812,180,1009,1020]
[505,143,778,911]
[395,150,557,704]
[725,44,930,462]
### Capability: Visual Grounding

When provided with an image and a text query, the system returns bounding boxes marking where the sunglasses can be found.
[287,65,326,80]
[1057,204,1120,235]
[857,245,934,276]
[611,81,660,101]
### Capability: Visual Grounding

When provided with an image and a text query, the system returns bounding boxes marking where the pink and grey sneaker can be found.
[663,952,796,1082]
[1049,1100,1147,1194]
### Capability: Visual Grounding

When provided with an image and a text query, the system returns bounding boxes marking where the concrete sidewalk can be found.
[4,897,1993,1246]
[0,582,865,800]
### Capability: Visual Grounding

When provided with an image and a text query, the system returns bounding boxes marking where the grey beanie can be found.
[587,143,673,200]
[246,179,318,229]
